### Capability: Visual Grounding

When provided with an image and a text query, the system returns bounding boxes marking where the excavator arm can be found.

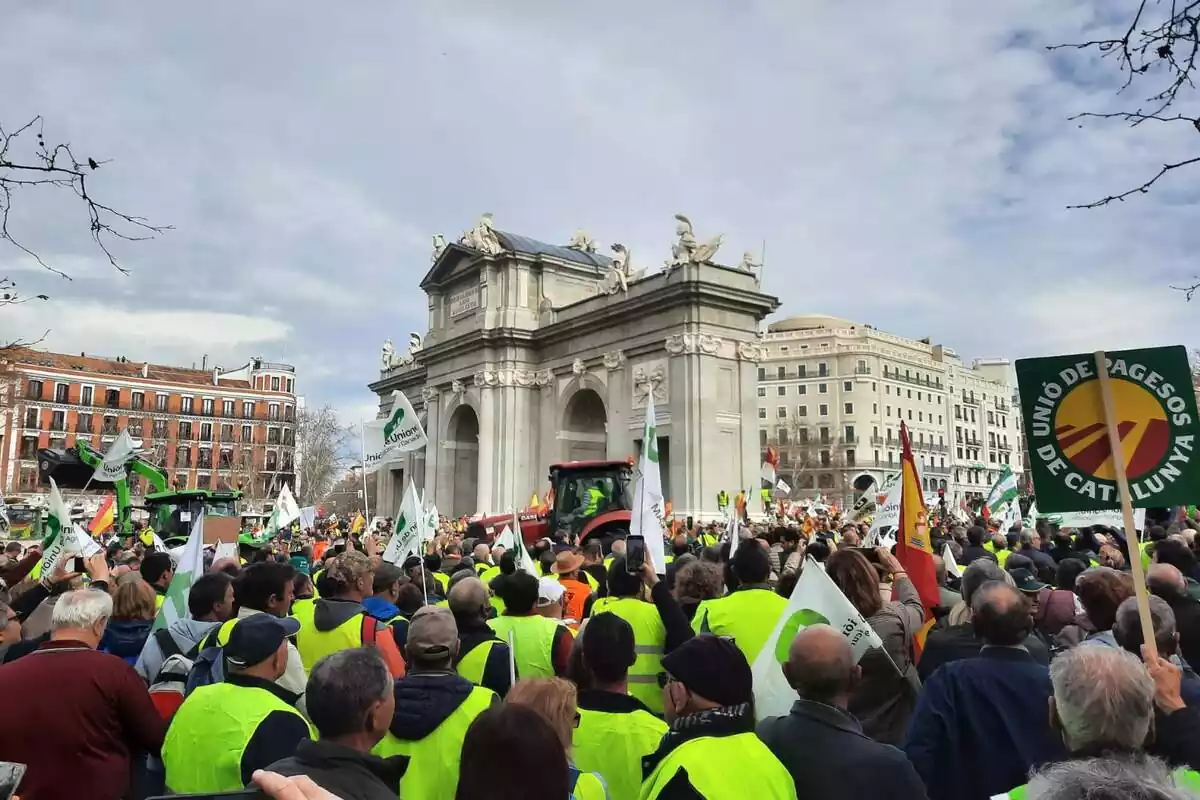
[37,440,170,536]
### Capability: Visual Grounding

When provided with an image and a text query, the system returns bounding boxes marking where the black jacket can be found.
[918,623,1050,682]
[454,619,513,697]
[228,674,313,786]
[1162,593,1200,672]
[758,699,928,800]
[389,672,498,741]
[267,739,407,800]
[959,546,996,566]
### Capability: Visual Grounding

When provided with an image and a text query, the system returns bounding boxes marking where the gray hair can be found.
[0,600,11,633]
[305,648,392,738]
[1113,595,1176,656]
[948,560,1018,624]
[1026,755,1192,800]
[50,589,113,631]
[1049,646,1154,753]
[1019,530,1035,547]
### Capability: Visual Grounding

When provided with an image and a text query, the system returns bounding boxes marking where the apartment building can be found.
[0,349,298,499]
[756,315,1023,506]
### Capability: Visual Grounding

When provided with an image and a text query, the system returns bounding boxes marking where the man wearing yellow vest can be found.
[691,542,787,665]
[448,577,512,697]
[162,614,314,794]
[293,550,406,678]
[716,489,729,515]
[374,606,498,800]
[489,571,573,678]
[586,555,693,715]
[140,551,174,612]
[640,635,796,799]
[288,573,316,630]
[574,612,668,800]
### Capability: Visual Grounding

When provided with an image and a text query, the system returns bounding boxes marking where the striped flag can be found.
[983,465,1018,516]
[897,423,940,651]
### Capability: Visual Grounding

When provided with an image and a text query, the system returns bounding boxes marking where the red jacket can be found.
[0,639,167,800]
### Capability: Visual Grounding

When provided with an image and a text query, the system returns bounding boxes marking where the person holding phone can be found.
[162,614,315,794]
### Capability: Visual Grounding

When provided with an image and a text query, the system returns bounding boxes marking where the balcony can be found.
[854,366,872,375]
[870,435,885,446]
[199,431,213,442]
[102,425,119,436]
[841,436,860,446]
[49,419,65,432]
[961,392,979,406]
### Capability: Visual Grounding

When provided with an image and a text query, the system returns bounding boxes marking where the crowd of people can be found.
[1,505,1200,799]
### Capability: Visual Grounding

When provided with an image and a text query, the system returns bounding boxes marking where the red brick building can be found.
[0,348,298,500]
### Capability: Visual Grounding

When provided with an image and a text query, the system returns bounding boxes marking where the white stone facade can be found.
[755,315,1023,506]
[368,229,778,520]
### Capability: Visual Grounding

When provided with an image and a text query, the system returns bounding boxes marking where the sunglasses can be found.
[657,672,676,689]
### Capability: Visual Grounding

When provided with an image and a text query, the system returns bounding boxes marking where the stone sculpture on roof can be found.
[459,213,503,256]
[665,214,724,273]
[431,233,447,262]
[603,243,633,294]
[738,250,763,281]
[566,229,598,253]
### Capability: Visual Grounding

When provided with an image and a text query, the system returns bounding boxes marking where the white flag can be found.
[726,513,740,560]
[865,476,903,546]
[382,480,422,565]
[943,544,962,579]
[148,516,206,638]
[93,429,141,483]
[214,540,239,563]
[37,480,100,577]
[267,484,302,533]
[752,558,884,721]
[630,395,667,574]
[775,478,791,495]
[496,511,539,574]
[363,390,427,473]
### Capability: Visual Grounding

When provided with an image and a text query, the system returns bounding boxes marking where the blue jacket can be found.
[902,647,1068,800]
[98,619,153,665]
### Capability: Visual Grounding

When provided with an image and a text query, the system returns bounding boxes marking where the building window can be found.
[818,383,827,394]
[50,410,65,431]
[241,424,252,441]
[918,411,924,422]
[957,446,964,459]
[200,422,212,442]
[54,383,69,403]
[844,402,854,415]
[181,396,194,414]
[906,389,912,399]
[907,409,913,420]
[24,408,38,429]
[20,436,38,459]
[778,428,790,446]
[798,365,807,378]
[103,415,118,435]
[243,401,254,419]
[202,398,214,416]
[797,385,807,396]
[175,473,188,490]
[197,473,212,489]
[759,429,768,446]
[758,408,766,419]
[80,385,93,406]
[776,407,787,420]
[222,399,234,416]
[846,449,856,467]
[128,419,143,437]
[105,388,120,408]
[271,376,280,391]
[284,405,294,422]
[818,362,828,377]
[156,393,168,412]
[77,413,93,434]
[776,386,786,397]
[152,419,168,438]
[266,451,278,471]
[843,381,852,392]
[845,425,856,442]
[819,427,830,443]
[179,421,192,439]
[757,387,766,398]
[758,367,766,381]
[819,404,829,416]
[873,403,878,414]
[221,423,233,440]
[26,380,43,400]
[820,450,831,466]
[798,428,810,444]
[197,450,212,470]
[131,391,144,410]
[798,405,808,417]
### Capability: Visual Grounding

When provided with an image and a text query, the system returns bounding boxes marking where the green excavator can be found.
[37,440,241,538]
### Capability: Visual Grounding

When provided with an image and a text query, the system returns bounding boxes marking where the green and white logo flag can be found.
[266,483,302,535]
[984,466,1018,514]
[382,480,422,565]
[363,390,427,473]
[36,479,100,577]
[150,515,206,632]
[630,394,666,573]
[752,557,884,721]
[93,429,142,483]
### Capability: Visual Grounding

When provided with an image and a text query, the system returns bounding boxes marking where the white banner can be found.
[382,480,422,565]
[630,395,667,574]
[1041,508,1147,531]
[776,478,792,495]
[865,476,903,545]
[752,558,884,721]
[363,390,427,473]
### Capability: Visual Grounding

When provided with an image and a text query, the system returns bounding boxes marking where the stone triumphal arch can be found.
[368,215,779,520]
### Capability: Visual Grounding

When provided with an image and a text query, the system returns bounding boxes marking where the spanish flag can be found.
[350,512,365,534]
[896,422,940,651]
[88,494,115,536]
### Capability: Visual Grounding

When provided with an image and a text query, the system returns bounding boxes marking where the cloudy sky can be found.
[2,1,1197,422]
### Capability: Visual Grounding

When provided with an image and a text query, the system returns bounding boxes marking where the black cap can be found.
[225,614,300,668]
[660,635,753,707]
[1009,568,1047,594]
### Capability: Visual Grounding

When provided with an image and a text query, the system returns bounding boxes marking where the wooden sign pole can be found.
[1094,351,1158,660]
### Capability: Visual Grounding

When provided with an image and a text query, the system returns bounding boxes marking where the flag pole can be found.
[360,419,371,523]
[1094,351,1157,660]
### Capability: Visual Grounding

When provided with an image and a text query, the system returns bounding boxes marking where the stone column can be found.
[476,381,496,515]
[421,386,441,509]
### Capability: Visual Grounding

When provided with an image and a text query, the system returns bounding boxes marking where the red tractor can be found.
[468,460,635,550]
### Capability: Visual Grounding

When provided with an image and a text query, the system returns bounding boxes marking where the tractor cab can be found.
[143,489,241,539]
[547,460,635,543]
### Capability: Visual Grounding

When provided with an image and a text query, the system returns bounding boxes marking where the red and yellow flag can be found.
[88,494,115,536]
[896,422,941,651]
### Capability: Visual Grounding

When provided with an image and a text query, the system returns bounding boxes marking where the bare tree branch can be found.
[1050,0,1200,209]
[0,115,170,283]
[296,405,354,507]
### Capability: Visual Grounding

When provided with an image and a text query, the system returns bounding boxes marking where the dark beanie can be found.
[661,635,753,707]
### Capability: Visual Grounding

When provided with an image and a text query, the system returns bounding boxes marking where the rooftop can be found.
[493,231,613,268]
[2,347,291,390]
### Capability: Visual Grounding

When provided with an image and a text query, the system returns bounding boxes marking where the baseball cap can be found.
[407,606,458,658]
[660,634,753,707]
[1009,568,1047,594]
[537,577,566,607]
[225,614,300,669]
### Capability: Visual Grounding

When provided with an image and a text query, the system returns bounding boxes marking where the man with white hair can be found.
[0,589,166,800]
[993,645,1200,797]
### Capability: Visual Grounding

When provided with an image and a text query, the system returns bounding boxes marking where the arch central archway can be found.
[446,405,480,516]
[562,389,608,462]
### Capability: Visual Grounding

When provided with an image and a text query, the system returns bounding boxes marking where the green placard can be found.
[1015,346,1200,513]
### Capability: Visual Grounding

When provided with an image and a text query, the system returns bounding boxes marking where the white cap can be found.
[537,577,565,606]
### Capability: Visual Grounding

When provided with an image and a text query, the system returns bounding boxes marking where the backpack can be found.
[147,628,203,720]
[184,626,227,697]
